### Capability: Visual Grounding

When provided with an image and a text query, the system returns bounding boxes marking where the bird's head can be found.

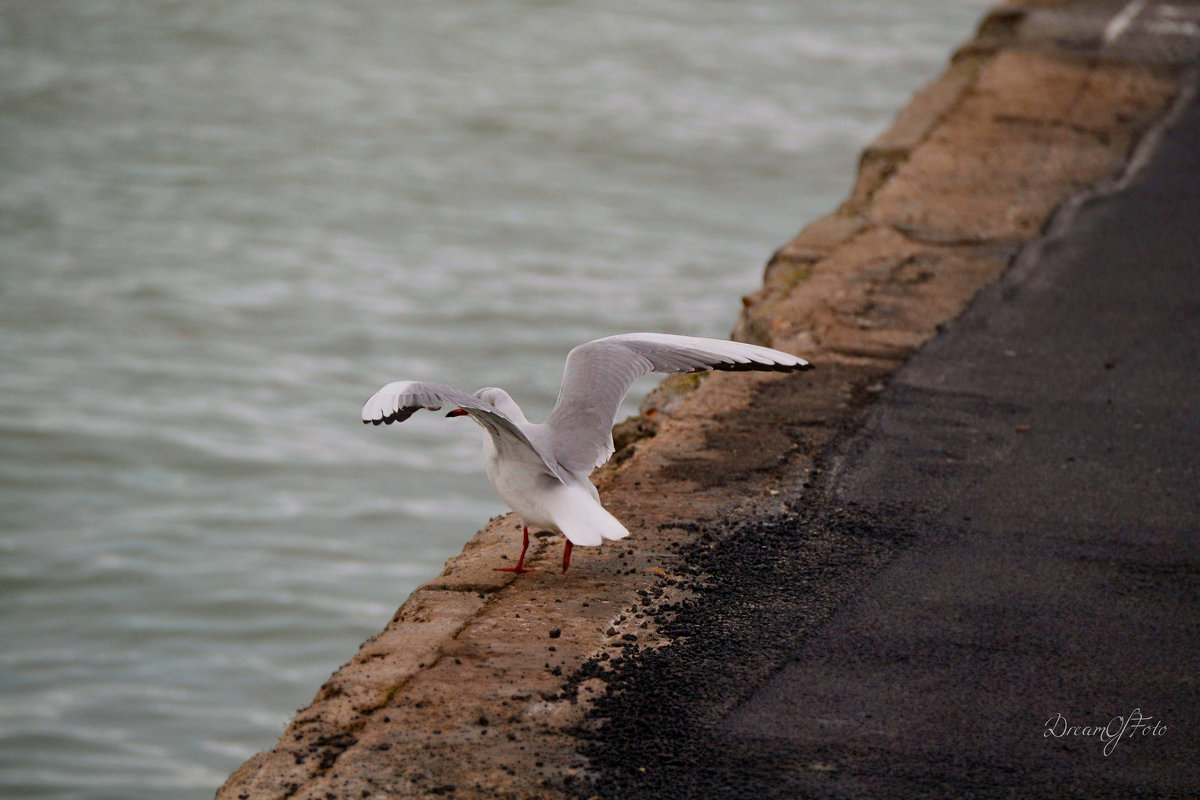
[445,387,517,419]
[448,387,525,424]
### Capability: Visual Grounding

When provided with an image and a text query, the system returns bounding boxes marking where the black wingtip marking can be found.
[375,406,420,425]
[706,359,814,374]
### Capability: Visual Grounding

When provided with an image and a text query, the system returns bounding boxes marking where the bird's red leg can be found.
[562,540,573,574]
[494,526,534,574]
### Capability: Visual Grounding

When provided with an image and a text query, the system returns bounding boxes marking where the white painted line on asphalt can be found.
[1146,19,1200,36]
[1105,0,1150,43]
[1158,4,1200,19]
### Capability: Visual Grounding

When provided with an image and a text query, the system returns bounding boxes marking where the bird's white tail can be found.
[546,485,630,547]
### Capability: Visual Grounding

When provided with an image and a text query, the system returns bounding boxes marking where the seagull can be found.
[362,333,812,574]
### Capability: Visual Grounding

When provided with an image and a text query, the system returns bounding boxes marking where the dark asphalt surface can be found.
[575,61,1200,800]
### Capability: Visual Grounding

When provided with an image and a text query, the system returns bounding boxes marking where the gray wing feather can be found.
[362,380,565,483]
[544,333,812,474]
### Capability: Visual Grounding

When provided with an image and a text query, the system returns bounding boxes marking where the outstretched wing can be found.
[544,333,812,474]
[362,380,565,483]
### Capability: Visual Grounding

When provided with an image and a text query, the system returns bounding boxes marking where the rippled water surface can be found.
[0,1,990,796]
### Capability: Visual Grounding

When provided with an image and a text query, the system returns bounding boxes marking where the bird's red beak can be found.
[446,408,468,418]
